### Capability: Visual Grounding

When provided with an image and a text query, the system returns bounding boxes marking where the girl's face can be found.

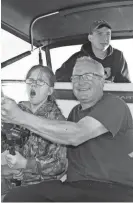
[26,68,53,105]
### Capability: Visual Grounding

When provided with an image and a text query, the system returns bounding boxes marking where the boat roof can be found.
[2,0,133,48]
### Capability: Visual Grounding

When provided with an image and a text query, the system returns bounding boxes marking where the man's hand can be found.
[6,151,27,169]
[1,97,22,124]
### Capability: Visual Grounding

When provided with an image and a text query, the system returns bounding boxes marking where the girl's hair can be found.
[26,65,56,87]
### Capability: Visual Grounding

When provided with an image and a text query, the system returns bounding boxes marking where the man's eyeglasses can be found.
[71,73,103,82]
[25,78,49,86]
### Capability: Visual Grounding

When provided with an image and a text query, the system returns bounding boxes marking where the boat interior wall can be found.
[2,82,133,118]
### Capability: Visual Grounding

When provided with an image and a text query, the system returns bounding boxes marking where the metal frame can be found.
[29,0,133,69]
[30,11,59,52]
[2,0,133,69]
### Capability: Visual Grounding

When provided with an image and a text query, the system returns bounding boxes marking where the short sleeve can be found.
[67,109,74,121]
[67,105,79,122]
[89,94,128,136]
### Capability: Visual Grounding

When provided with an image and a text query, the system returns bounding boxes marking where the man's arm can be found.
[1,97,108,146]
[55,51,81,82]
[5,107,108,146]
[114,51,131,83]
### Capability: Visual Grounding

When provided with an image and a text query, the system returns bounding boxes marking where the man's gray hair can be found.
[74,56,105,76]
[75,56,101,66]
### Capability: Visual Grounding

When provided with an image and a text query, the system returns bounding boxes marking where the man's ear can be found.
[88,34,92,42]
[48,87,54,95]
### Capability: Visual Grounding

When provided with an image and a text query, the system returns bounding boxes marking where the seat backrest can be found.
[55,83,133,118]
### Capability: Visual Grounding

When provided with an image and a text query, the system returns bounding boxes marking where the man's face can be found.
[89,27,111,51]
[72,60,104,105]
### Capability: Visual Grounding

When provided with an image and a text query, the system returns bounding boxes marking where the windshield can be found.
[1,30,133,82]
[1,30,47,80]
[50,39,133,82]
[1,30,133,117]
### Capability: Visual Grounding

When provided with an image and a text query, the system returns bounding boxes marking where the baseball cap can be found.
[89,20,112,34]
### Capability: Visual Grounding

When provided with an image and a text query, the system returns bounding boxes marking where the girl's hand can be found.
[6,151,27,169]
[1,165,20,176]
[1,150,10,165]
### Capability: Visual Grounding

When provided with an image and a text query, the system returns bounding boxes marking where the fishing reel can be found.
[1,123,30,155]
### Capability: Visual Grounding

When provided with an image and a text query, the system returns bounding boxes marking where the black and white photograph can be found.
[1,0,133,202]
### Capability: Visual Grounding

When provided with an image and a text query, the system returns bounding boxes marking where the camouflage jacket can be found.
[1,99,67,188]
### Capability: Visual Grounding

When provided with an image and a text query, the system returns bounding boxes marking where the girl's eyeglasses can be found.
[26,78,49,86]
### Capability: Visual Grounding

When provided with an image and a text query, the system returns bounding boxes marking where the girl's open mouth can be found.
[30,89,36,97]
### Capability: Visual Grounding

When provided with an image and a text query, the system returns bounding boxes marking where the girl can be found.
[1,65,67,196]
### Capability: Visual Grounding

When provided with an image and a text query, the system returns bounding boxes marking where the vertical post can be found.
[45,47,52,70]
[39,48,43,65]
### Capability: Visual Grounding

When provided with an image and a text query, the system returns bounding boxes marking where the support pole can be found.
[45,47,52,69]
[1,51,31,68]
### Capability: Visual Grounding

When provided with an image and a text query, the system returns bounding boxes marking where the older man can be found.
[56,20,131,83]
[2,57,133,202]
